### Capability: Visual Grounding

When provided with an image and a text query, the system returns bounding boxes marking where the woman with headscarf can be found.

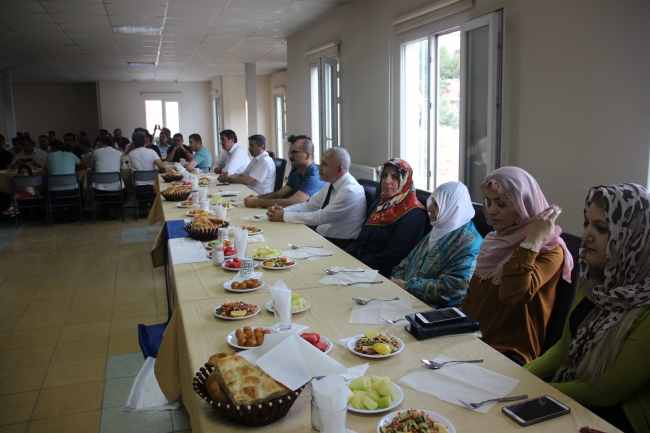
[459,166,573,364]
[346,159,426,277]
[525,183,650,433]
[390,181,483,307]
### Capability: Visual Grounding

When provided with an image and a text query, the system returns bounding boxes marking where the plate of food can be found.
[348,332,404,358]
[223,278,265,292]
[176,201,198,208]
[215,202,235,210]
[198,177,212,186]
[241,225,263,234]
[261,257,296,270]
[265,294,310,314]
[172,181,192,187]
[213,301,259,320]
[221,258,259,271]
[187,210,215,217]
[251,246,282,260]
[376,409,454,433]
[347,376,404,414]
[207,247,237,259]
[227,326,277,349]
[300,332,332,354]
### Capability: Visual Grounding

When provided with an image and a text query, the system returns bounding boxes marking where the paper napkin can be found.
[349,299,413,325]
[319,267,379,287]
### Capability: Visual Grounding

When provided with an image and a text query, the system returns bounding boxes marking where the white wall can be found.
[286,0,650,234]
[97,81,213,154]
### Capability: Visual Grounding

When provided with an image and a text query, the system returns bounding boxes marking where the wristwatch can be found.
[519,240,539,253]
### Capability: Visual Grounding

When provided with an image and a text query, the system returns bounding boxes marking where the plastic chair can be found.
[470,202,493,239]
[272,157,287,191]
[357,178,380,214]
[11,175,49,228]
[90,172,125,223]
[132,170,159,221]
[46,174,84,225]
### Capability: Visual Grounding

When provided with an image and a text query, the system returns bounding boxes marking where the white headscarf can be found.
[428,181,475,249]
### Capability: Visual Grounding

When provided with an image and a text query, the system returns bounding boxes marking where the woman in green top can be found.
[525,183,650,433]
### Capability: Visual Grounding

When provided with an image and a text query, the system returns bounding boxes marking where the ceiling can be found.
[0,0,354,84]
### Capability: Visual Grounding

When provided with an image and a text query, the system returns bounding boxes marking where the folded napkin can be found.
[241,214,269,222]
[247,234,265,243]
[125,357,180,411]
[269,280,292,328]
[349,299,413,325]
[212,190,239,196]
[233,227,248,258]
[398,355,519,413]
[282,247,336,261]
[169,237,210,265]
[230,200,244,206]
[313,373,348,433]
[318,267,378,287]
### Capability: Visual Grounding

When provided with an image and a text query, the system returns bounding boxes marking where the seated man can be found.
[212,129,249,175]
[244,135,325,208]
[11,136,47,169]
[145,132,162,158]
[44,139,88,221]
[266,147,366,249]
[129,131,167,215]
[165,133,194,163]
[219,135,275,195]
[91,136,125,219]
[38,135,50,153]
[157,129,171,158]
[63,133,89,160]
[7,136,21,156]
[78,131,93,148]
[185,133,212,172]
[113,128,130,150]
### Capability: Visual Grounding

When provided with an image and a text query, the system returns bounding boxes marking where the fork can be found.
[288,244,323,249]
[421,359,483,369]
[380,317,407,324]
[324,269,367,275]
[458,395,528,410]
[339,280,383,286]
[352,297,399,305]
[299,254,334,259]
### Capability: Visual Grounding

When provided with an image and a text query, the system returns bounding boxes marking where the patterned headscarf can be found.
[553,183,650,382]
[366,158,425,227]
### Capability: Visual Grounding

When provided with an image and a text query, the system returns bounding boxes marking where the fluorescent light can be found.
[127,62,157,67]
[114,26,161,36]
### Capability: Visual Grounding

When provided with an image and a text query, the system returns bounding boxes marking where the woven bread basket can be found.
[161,173,184,182]
[160,189,191,202]
[182,220,229,241]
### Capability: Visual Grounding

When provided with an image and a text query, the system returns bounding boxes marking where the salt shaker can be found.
[212,240,224,265]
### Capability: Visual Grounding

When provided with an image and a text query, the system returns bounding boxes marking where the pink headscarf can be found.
[473,166,573,284]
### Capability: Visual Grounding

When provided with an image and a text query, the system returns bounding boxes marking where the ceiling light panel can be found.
[41,2,107,15]
[113,26,161,35]
[111,17,164,27]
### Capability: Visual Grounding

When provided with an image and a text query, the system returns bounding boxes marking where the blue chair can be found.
[11,175,49,228]
[90,172,125,223]
[46,174,84,225]
[132,170,159,221]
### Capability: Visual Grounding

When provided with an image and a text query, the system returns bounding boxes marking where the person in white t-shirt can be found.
[219,134,275,195]
[91,136,125,219]
[129,131,166,215]
[212,129,250,175]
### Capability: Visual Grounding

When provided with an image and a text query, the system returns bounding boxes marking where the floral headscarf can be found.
[366,158,424,226]
[553,183,650,382]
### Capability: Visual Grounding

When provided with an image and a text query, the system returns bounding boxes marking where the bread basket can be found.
[161,172,183,182]
[182,220,229,241]
[193,363,305,426]
[160,189,191,202]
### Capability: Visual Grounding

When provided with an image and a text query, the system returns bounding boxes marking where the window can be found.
[400,10,503,200]
[274,93,286,157]
[145,100,180,135]
[310,56,339,163]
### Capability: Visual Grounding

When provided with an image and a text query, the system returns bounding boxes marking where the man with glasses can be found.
[219,134,275,195]
[212,129,249,176]
[244,135,325,208]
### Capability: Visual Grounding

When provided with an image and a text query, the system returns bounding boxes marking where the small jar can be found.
[191,191,199,204]
[212,240,224,266]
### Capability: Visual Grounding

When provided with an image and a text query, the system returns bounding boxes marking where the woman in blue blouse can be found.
[346,158,427,277]
[390,181,483,307]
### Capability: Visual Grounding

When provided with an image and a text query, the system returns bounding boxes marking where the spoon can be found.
[458,395,528,410]
[352,297,399,305]
[380,317,407,324]
[420,359,484,369]
[288,244,323,249]
[339,280,383,286]
[324,269,367,275]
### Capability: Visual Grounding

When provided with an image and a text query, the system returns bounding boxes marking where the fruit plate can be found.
[186,211,215,217]
[221,260,259,272]
[226,327,278,350]
[265,299,310,315]
[206,250,238,260]
[240,227,263,235]
[223,279,265,293]
[346,380,404,414]
[252,254,280,261]
[318,336,333,354]
[376,410,455,433]
[213,302,260,320]
[260,258,296,270]
[347,334,404,359]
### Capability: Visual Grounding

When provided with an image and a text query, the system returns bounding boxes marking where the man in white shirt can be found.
[91,136,125,219]
[129,131,166,215]
[11,136,47,168]
[267,147,366,249]
[220,135,275,195]
[212,129,249,175]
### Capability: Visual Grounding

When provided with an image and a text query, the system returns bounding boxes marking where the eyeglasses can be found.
[288,150,305,156]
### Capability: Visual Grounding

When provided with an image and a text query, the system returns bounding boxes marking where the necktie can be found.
[320,184,334,209]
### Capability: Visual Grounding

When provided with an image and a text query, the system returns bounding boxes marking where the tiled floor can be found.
[0,217,192,433]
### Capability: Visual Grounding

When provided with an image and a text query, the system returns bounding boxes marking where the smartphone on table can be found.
[502,395,570,426]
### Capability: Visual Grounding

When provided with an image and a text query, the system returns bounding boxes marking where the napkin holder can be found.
[404,308,479,340]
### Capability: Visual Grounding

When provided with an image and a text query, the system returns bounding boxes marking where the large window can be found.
[274,93,286,157]
[400,10,503,200]
[145,99,180,135]
[310,56,339,163]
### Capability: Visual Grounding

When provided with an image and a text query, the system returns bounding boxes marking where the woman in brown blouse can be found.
[459,167,573,364]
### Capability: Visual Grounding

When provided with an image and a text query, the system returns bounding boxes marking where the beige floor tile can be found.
[64,307,112,325]
[156,301,168,316]
[0,290,36,304]
[109,315,159,336]
[50,338,108,364]
[112,302,157,320]
[26,410,101,433]
[73,283,115,297]
[38,277,79,291]
[23,298,72,316]
[0,344,56,370]
[3,327,62,350]
[0,317,20,333]
[31,381,103,420]
[0,332,8,349]
[153,278,166,291]
[77,272,116,285]
[152,266,165,278]
[0,365,48,395]
[14,311,67,331]
[0,391,39,426]
[154,287,167,302]
[157,313,169,323]
[113,291,155,306]
[0,302,29,318]
[42,357,106,389]
[58,322,110,342]
[114,279,154,293]
[108,334,141,356]
[31,287,76,302]
[117,261,154,273]
[0,422,28,433]
[69,294,114,310]
[0,281,40,294]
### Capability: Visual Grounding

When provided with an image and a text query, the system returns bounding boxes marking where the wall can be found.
[0,84,99,139]
[97,81,213,154]
[286,0,650,234]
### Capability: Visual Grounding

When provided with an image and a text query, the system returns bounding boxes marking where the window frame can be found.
[309,55,339,163]
[144,98,181,134]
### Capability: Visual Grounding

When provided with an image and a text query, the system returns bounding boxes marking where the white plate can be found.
[221,260,259,272]
[176,203,198,208]
[213,302,260,320]
[186,211,215,217]
[252,253,281,261]
[347,334,405,359]
[301,335,332,354]
[207,250,238,259]
[226,326,278,350]
[376,410,455,433]
[240,227,263,235]
[346,380,404,414]
[265,299,310,314]
[223,279,265,293]
[260,259,297,270]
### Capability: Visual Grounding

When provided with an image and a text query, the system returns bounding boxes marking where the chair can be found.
[90,172,125,223]
[132,170,159,221]
[11,175,49,228]
[46,174,84,225]
[357,178,380,214]
[470,202,493,239]
[272,157,287,191]
[541,232,581,354]
[415,188,433,235]
[267,151,275,159]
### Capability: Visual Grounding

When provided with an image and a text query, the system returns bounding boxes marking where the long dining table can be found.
[152,175,620,433]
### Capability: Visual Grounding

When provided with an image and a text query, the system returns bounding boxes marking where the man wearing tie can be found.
[266,147,366,249]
